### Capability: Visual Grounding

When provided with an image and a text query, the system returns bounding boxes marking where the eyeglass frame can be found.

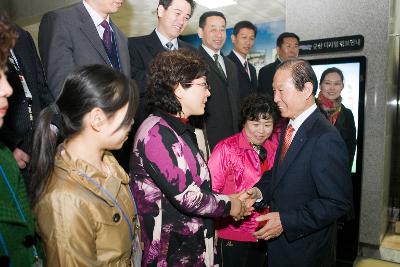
[181,82,211,92]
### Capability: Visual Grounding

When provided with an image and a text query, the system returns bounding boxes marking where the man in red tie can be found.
[243,59,353,267]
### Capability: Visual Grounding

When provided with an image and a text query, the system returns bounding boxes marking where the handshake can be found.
[228,188,284,240]
[228,188,261,221]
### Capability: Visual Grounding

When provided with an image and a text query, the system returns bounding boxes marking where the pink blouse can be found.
[208,128,281,242]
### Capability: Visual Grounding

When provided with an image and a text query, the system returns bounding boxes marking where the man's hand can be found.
[13,148,30,169]
[238,188,261,210]
[229,197,246,221]
[253,212,283,240]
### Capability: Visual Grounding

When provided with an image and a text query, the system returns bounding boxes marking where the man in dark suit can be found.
[258,32,299,97]
[245,59,352,267]
[38,0,130,98]
[0,25,54,181]
[38,0,131,170]
[197,11,240,151]
[227,21,257,98]
[128,0,195,132]
[129,0,196,91]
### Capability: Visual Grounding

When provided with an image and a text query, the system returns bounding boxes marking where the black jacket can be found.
[258,58,280,97]
[197,46,240,151]
[1,25,54,155]
[227,51,257,99]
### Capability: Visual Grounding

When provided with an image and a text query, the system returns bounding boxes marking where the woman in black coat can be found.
[317,67,356,170]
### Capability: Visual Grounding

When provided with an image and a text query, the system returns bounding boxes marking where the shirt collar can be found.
[155,28,178,49]
[202,44,221,59]
[289,103,317,131]
[83,0,110,27]
[238,129,255,150]
[232,50,247,65]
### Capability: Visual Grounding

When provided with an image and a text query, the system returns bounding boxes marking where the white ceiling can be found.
[24,0,285,40]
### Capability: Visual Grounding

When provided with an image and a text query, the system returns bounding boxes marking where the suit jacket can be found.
[198,46,240,151]
[227,51,257,99]
[258,58,280,97]
[128,30,195,91]
[256,108,352,267]
[38,3,130,97]
[0,25,54,156]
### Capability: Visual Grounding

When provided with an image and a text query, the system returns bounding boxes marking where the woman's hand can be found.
[239,188,261,208]
[229,197,246,221]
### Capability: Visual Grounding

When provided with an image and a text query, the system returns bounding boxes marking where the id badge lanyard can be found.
[77,171,140,251]
[8,50,34,125]
[0,165,42,267]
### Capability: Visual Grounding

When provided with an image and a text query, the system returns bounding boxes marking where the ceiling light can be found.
[194,0,238,9]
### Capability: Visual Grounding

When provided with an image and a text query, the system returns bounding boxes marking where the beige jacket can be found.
[34,146,137,266]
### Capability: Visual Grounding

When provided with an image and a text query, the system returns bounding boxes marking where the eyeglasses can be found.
[181,82,211,92]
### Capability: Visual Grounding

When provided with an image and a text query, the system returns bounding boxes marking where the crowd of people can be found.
[0,0,356,266]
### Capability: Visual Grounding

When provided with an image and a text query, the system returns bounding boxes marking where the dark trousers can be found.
[216,238,267,267]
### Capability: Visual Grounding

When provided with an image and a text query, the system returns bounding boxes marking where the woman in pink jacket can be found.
[208,93,281,267]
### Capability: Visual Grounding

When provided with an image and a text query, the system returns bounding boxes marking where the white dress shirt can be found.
[83,0,112,40]
[201,44,227,76]
[155,29,178,50]
[288,103,318,142]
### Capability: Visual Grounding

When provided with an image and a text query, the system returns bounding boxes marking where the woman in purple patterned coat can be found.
[129,49,247,267]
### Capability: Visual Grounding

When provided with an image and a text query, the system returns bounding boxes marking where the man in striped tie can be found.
[242,59,352,267]
[38,0,132,170]
[38,0,130,99]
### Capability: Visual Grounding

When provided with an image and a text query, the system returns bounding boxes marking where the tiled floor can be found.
[380,223,400,263]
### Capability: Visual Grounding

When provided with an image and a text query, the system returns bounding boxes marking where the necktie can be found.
[100,20,112,54]
[244,60,250,79]
[213,54,226,78]
[100,20,120,70]
[166,42,174,50]
[280,124,295,163]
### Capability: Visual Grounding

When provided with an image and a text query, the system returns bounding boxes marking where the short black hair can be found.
[240,93,279,127]
[320,67,344,84]
[232,20,257,37]
[277,59,318,95]
[276,32,300,47]
[158,0,196,16]
[199,11,226,28]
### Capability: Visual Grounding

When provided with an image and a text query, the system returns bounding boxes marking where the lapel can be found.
[228,51,251,83]
[249,64,258,87]
[145,30,168,58]
[177,39,194,50]
[76,3,110,66]
[110,20,129,74]
[199,46,227,83]
[222,54,240,132]
[273,110,320,190]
